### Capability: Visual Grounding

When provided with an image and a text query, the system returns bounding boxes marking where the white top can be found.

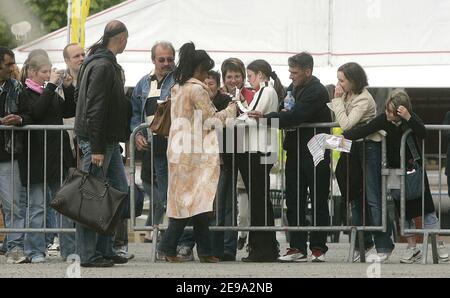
[237,81,279,154]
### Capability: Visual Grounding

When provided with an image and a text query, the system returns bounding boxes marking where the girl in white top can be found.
[237,59,285,262]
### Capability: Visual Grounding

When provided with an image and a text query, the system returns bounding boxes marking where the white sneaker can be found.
[31,255,45,263]
[438,241,449,262]
[353,245,375,262]
[311,250,326,262]
[278,248,307,262]
[176,245,194,262]
[6,248,29,264]
[367,252,391,263]
[400,246,422,264]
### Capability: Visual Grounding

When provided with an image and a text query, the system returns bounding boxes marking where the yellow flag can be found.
[70,0,90,48]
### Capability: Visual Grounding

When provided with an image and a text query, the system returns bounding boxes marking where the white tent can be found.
[13,0,450,88]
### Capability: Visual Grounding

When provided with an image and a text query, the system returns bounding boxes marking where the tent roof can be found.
[14,0,450,88]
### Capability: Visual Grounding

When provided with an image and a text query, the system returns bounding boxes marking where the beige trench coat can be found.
[166,78,236,218]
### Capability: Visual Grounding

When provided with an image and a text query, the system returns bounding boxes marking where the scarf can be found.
[25,79,44,94]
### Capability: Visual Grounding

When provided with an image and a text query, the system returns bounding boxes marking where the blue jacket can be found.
[130,72,175,134]
[130,72,174,157]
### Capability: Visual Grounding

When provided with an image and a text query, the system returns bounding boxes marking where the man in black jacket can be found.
[74,20,131,267]
[248,52,331,262]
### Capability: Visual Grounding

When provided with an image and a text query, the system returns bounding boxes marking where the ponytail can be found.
[247,60,286,101]
[174,42,214,85]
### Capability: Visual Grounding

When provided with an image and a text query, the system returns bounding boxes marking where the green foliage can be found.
[0,17,17,48]
[24,0,125,32]
[0,0,125,48]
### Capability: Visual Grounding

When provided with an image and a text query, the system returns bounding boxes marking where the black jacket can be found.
[75,48,131,154]
[343,112,435,219]
[19,83,76,185]
[265,76,331,153]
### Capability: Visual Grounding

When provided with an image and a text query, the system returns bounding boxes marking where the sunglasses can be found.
[156,57,175,63]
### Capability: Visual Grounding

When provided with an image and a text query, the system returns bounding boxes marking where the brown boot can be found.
[165,255,182,263]
[199,256,220,263]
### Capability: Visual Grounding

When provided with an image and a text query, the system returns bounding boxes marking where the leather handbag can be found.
[50,166,127,235]
[390,133,423,201]
[149,99,171,136]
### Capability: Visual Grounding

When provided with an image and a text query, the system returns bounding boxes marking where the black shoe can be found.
[80,257,114,268]
[104,254,128,264]
[219,254,236,261]
[242,253,279,263]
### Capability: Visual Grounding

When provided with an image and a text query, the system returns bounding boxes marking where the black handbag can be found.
[50,166,127,235]
[390,134,423,201]
[121,183,145,219]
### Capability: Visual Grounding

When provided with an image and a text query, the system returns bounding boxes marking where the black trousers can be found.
[235,152,278,258]
[285,150,330,254]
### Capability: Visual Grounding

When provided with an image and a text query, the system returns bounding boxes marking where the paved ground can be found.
[1,235,449,278]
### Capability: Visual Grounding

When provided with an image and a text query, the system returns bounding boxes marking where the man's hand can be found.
[135,134,149,151]
[247,110,263,119]
[91,154,104,167]
[1,114,22,126]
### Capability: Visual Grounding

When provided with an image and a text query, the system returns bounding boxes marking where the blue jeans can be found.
[211,165,238,257]
[0,160,26,252]
[159,213,212,257]
[24,182,76,258]
[152,154,168,225]
[76,139,128,263]
[351,141,394,253]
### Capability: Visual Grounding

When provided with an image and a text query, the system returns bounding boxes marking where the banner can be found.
[70,0,90,47]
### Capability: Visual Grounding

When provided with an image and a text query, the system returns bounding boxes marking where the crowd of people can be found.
[0,20,449,267]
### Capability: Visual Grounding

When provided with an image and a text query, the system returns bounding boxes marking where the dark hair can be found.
[151,41,175,60]
[247,59,285,100]
[207,70,220,86]
[288,52,314,70]
[221,57,246,83]
[88,20,128,56]
[337,62,368,94]
[174,42,214,85]
[0,47,15,65]
[63,43,80,59]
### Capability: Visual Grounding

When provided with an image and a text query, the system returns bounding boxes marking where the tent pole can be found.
[67,0,72,44]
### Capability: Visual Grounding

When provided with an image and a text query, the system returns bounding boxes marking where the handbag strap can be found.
[250,86,265,111]
[406,135,420,162]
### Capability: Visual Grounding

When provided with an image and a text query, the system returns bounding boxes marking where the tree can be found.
[0,0,125,48]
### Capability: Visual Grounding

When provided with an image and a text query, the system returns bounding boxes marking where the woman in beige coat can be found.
[158,42,236,263]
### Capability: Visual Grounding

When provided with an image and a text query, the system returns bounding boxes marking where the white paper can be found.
[308,133,352,166]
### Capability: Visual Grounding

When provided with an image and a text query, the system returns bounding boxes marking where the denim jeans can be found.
[211,164,238,257]
[76,139,128,263]
[351,141,394,253]
[152,154,168,226]
[159,213,212,257]
[24,182,76,258]
[404,211,440,231]
[0,160,26,252]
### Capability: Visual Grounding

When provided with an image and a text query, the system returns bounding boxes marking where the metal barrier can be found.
[0,125,75,234]
[129,122,391,263]
[397,125,450,264]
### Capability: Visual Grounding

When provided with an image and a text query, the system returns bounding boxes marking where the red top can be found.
[241,87,255,105]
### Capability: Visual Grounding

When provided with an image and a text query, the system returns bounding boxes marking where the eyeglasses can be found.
[156,57,175,63]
